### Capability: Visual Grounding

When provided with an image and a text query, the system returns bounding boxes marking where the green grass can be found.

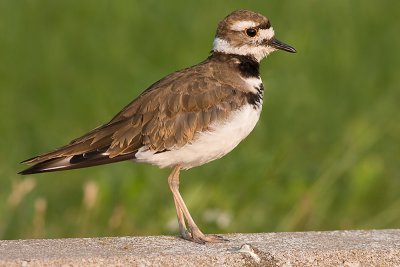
[0,0,399,239]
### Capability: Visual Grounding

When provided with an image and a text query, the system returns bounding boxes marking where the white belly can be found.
[135,104,262,169]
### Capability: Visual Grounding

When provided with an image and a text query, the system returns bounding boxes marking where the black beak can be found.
[268,37,296,53]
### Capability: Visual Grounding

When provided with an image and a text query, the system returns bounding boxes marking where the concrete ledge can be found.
[0,230,399,266]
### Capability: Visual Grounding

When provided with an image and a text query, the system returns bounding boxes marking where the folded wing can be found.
[20,66,246,174]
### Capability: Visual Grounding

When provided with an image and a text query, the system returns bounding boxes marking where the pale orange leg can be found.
[167,165,228,244]
[168,166,191,240]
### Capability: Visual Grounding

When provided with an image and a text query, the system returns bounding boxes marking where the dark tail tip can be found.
[18,165,48,175]
[18,170,29,175]
[18,157,68,175]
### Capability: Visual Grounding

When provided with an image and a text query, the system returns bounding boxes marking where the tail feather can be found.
[21,119,129,165]
[19,149,136,175]
[19,117,141,175]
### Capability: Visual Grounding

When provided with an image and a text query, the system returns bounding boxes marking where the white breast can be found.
[242,76,263,94]
[135,104,262,169]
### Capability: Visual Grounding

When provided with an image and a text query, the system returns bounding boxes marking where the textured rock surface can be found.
[1,230,399,266]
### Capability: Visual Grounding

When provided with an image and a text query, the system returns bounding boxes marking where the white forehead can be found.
[230,20,258,31]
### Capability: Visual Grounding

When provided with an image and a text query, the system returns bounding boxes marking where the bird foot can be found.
[182,231,228,244]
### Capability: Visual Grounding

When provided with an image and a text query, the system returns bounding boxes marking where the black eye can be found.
[245,28,257,37]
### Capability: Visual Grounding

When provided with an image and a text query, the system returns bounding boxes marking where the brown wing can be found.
[20,62,247,174]
[105,79,245,157]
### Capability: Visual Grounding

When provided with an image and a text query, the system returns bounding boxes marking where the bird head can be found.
[213,10,296,62]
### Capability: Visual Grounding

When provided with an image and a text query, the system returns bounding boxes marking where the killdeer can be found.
[20,9,296,243]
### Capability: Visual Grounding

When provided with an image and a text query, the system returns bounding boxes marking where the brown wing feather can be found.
[21,56,248,172]
[106,84,246,157]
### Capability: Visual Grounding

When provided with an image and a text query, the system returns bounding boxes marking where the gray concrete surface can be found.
[0,230,399,266]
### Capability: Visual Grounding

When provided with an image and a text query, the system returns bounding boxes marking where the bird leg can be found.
[168,166,191,240]
[167,165,227,244]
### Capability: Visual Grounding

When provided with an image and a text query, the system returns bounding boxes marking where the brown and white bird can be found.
[20,10,296,243]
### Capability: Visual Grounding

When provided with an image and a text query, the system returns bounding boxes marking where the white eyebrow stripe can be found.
[258,27,275,41]
[230,20,257,31]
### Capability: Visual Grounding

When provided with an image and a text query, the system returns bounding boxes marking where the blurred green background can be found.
[1,0,399,240]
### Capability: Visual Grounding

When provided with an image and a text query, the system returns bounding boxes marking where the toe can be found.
[191,233,228,244]
[202,234,229,243]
